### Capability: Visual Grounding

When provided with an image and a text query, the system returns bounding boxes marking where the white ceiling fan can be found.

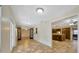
[69,19,78,26]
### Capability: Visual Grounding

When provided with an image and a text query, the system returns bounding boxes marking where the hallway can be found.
[12,38,76,53]
[1,5,79,53]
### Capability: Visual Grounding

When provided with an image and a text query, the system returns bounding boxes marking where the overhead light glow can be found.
[36,8,44,14]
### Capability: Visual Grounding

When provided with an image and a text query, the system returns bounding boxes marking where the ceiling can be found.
[10,5,79,27]
[52,16,78,29]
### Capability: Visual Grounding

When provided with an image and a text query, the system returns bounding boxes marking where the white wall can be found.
[10,20,17,51]
[1,17,17,52]
[0,6,1,50]
[1,18,11,52]
[34,21,52,47]
[1,6,17,52]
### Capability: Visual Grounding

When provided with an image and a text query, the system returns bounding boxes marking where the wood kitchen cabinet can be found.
[52,28,70,41]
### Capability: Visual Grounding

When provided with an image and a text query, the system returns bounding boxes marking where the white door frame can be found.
[78,15,79,53]
[0,6,1,51]
[71,15,79,53]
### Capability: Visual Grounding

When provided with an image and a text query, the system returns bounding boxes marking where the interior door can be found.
[30,28,34,39]
[17,27,21,40]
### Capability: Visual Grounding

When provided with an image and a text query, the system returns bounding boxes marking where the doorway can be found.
[29,28,34,39]
[52,16,78,53]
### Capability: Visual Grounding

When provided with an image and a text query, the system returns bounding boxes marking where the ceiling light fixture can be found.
[36,8,44,14]
[69,19,75,26]
[69,23,74,26]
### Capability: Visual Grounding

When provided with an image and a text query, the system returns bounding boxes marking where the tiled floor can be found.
[12,38,77,53]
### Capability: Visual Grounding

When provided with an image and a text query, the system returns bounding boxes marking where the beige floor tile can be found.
[12,38,77,53]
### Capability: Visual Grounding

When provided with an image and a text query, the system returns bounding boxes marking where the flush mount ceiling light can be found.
[36,8,44,14]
